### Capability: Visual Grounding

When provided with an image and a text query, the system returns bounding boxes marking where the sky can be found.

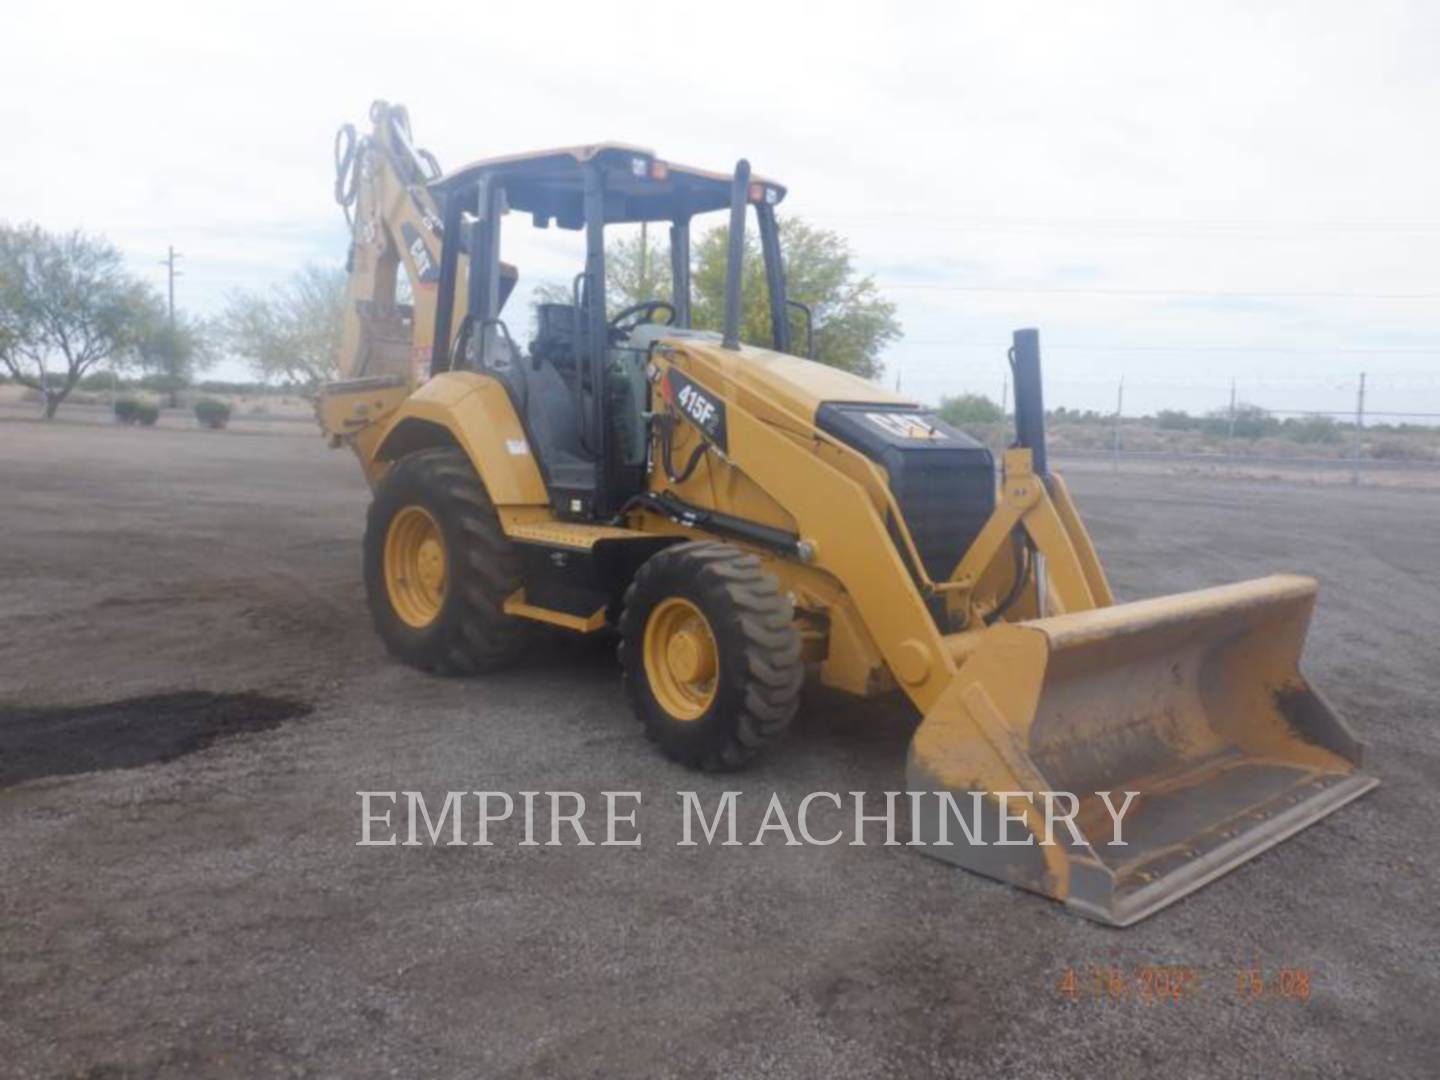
[4,0,1438,420]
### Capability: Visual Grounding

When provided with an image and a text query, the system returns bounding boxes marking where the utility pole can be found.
[1226,377,1237,453]
[1351,371,1366,486]
[1112,376,1124,473]
[1000,372,1009,418]
[160,246,182,330]
[158,246,183,408]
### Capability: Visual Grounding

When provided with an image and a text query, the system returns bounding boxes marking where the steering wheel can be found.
[608,300,676,337]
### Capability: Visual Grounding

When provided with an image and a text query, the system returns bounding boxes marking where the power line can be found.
[876,283,1440,300]
[898,340,1439,355]
[904,368,1440,389]
[806,212,1440,234]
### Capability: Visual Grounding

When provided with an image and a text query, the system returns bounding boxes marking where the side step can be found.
[499,516,679,633]
[503,519,638,550]
[503,589,606,632]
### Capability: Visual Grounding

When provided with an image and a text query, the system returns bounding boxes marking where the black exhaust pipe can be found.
[722,160,750,350]
[1010,328,1047,476]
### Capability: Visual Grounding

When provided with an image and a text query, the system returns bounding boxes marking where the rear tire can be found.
[619,542,803,771]
[363,447,530,674]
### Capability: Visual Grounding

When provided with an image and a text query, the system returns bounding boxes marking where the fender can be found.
[373,371,548,507]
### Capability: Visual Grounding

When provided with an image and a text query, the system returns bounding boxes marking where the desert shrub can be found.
[1204,403,1278,439]
[1050,406,1110,425]
[197,379,270,395]
[1283,414,1344,444]
[116,398,159,426]
[1371,437,1433,461]
[938,392,1004,427]
[194,398,232,429]
[1156,409,1198,431]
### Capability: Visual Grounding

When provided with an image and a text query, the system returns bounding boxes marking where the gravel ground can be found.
[1,418,1436,1078]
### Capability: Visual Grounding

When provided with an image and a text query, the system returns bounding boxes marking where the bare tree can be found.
[222,265,346,395]
[0,223,153,418]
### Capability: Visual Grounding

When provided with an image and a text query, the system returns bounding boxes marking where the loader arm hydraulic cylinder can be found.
[1010,327,1048,476]
[721,160,750,350]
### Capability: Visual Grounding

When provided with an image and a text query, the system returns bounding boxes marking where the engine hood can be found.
[651,329,911,424]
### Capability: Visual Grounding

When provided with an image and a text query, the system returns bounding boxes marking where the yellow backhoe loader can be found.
[320,101,1376,925]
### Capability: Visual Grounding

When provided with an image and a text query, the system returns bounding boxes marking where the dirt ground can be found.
[2,418,1437,1078]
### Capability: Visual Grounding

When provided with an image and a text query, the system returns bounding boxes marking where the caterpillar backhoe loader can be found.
[320,101,1376,925]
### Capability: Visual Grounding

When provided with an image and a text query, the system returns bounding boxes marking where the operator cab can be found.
[427,146,793,521]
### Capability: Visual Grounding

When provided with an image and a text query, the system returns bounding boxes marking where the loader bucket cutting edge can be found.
[906,573,1377,926]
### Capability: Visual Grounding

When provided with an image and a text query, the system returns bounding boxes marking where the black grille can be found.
[816,403,996,582]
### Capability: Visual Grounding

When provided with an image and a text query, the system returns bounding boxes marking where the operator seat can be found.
[519,305,595,510]
[530,303,581,383]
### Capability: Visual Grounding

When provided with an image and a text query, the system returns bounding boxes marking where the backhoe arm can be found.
[333,101,452,384]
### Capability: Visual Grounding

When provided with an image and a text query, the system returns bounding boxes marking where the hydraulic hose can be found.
[659,412,708,484]
[333,124,360,225]
[984,530,1033,626]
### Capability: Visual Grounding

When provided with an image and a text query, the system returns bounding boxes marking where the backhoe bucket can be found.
[907,574,1376,926]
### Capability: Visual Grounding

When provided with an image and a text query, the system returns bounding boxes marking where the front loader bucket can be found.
[907,574,1376,926]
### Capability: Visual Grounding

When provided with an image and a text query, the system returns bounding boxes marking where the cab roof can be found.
[430,142,786,229]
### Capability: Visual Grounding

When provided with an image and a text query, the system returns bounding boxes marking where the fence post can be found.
[1351,371,1366,486]
[1112,376,1124,472]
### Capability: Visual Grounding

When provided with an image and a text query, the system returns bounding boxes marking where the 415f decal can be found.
[664,368,728,453]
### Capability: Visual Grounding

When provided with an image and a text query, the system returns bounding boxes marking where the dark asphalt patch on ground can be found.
[0,691,311,786]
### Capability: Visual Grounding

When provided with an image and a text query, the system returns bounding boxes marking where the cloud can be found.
[3,0,1436,416]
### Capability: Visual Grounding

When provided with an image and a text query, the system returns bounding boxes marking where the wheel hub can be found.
[384,505,448,628]
[416,537,445,593]
[644,597,719,721]
[666,626,716,684]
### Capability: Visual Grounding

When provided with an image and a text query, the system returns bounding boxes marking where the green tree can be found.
[0,223,154,418]
[532,218,900,380]
[691,219,899,378]
[607,228,671,310]
[134,313,217,406]
[528,229,670,325]
[938,392,1004,427]
[223,265,346,394]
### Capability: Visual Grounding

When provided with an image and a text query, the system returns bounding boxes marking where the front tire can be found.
[363,447,530,674]
[619,542,803,771]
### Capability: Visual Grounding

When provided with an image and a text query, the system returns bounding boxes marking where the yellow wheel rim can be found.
[384,505,448,628]
[643,597,719,721]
